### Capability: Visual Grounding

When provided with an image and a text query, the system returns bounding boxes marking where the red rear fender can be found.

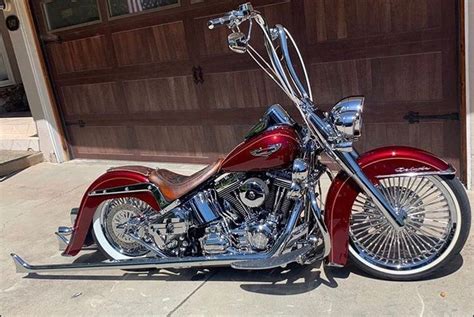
[324,146,454,266]
[64,166,164,256]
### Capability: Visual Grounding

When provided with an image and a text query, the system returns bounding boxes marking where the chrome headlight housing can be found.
[329,97,364,141]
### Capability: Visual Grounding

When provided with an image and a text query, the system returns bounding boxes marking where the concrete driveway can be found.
[1,161,473,316]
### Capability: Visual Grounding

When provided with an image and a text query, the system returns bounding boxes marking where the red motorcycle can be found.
[12,3,471,280]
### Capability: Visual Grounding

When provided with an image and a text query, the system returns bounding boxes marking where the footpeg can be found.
[231,244,314,270]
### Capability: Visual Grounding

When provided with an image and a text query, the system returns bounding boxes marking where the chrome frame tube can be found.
[273,199,304,254]
[307,190,331,257]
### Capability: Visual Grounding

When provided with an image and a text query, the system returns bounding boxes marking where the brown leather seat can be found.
[149,159,222,201]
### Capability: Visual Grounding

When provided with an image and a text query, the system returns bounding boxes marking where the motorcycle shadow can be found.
[218,264,349,295]
[23,251,464,295]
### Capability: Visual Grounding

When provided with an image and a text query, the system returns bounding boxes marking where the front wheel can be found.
[348,175,471,280]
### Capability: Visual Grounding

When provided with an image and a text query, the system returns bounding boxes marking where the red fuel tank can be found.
[221,126,300,172]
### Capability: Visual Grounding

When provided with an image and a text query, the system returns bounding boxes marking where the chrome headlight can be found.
[329,97,364,141]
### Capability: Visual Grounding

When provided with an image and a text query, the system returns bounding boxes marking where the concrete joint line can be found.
[167,271,217,317]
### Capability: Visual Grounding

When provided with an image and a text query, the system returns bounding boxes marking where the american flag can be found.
[127,0,174,13]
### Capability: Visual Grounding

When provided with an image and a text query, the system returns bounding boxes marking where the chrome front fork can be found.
[305,110,404,228]
[335,151,404,228]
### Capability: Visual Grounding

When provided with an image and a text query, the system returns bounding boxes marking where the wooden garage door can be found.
[30,0,461,171]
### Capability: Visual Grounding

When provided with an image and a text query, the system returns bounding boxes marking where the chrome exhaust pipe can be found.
[11,196,316,274]
[10,252,269,274]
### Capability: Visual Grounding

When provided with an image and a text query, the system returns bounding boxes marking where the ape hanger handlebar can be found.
[208,2,313,106]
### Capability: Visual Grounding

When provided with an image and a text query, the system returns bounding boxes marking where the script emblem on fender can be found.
[394,166,431,173]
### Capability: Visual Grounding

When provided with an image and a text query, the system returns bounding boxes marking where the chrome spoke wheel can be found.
[349,176,459,273]
[100,198,154,257]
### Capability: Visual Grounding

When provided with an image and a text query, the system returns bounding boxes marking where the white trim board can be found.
[2,1,67,162]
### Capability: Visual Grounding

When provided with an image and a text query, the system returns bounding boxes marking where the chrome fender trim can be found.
[88,182,170,209]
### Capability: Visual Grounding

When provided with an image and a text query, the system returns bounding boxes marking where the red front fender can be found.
[64,166,163,256]
[324,146,454,266]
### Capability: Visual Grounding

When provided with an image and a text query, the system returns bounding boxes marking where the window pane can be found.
[0,35,13,87]
[43,0,100,30]
[108,0,179,17]
[0,54,9,81]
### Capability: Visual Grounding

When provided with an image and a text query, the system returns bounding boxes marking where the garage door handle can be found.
[40,34,63,44]
[66,120,86,128]
[192,66,204,84]
[403,111,459,124]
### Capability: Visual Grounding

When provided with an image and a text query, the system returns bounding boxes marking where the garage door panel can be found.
[389,0,441,33]
[369,52,443,102]
[112,21,188,66]
[304,0,442,44]
[310,60,368,105]
[112,27,157,66]
[123,76,199,112]
[202,69,288,110]
[61,82,124,116]
[134,125,207,158]
[69,126,134,156]
[151,21,189,62]
[358,122,411,153]
[310,52,443,105]
[212,125,253,154]
[359,121,460,171]
[48,35,110,74]
[360,122,446,153]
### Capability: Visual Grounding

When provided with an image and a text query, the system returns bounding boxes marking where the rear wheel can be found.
[348,175,471,280]
[92,197,152,260]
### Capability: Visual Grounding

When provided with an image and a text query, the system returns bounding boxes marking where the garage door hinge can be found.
[403,111,459,124]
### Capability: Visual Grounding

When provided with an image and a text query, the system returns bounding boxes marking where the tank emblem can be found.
[250,143,282,157]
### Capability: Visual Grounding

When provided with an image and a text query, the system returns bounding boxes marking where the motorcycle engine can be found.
[128,172,293,257]
[183,172,293,255]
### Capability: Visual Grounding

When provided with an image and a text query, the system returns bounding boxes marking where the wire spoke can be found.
[349,176,455,271]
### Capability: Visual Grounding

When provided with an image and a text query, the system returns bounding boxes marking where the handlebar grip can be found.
[208,16,232,29]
